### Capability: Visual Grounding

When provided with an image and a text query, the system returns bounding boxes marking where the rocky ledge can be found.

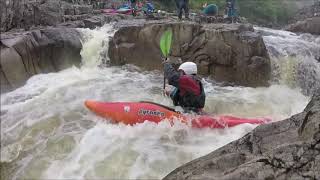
[109,20,271,87]
[164,89,320,179]
[286,17,320,35]
[0,28,82,93]
[0,0,133,31]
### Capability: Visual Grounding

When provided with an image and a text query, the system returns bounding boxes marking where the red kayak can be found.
[84,100,271,129]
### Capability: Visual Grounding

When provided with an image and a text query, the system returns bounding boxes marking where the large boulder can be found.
[109,21,271,87]
[164,89,320,180]
[0,28,82,93]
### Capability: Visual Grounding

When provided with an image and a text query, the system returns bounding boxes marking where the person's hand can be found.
[162,57,182,64]
[162,57,170,64]
[163,87,172,96]
[163,89,170,96]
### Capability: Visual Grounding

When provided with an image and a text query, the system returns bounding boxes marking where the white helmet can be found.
[178,62,197,75]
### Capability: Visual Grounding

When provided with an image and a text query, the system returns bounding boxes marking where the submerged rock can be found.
[109,20,271,87]
[164,89,320,179]
[0,28,82,93]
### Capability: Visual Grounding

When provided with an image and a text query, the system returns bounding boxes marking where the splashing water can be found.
[0,24,310,179]
[255,27,320,95]
[80,24,115,67]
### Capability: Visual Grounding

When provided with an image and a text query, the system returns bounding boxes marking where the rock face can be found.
[1,0,72,31]
[109,21,271,87]
[164,89,320,180]
[0,28,82,93]
[290,1,320,23]
[286,17,320,35]
[286,2,320,35]
[0,0,129,31]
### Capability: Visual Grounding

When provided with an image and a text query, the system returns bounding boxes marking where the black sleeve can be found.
[164,62,180,87]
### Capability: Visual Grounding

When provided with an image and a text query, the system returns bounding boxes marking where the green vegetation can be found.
[154,0,312,26]
[237,0,296,26]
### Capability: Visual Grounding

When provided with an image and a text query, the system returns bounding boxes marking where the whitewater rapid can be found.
[0,25,313,179]
[255,27,320,95]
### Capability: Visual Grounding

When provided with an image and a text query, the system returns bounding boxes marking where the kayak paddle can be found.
[160,28,173,92]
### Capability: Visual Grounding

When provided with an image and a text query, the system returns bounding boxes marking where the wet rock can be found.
[74,5,93,15]
[83,14,133,29]
[57,20,86,28]
[0,28,82,93]
[164,90,320,180]
[83,16,104,29]
[109,20,271,87]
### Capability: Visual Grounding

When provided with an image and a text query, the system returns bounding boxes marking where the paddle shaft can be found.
[163,57,167,92]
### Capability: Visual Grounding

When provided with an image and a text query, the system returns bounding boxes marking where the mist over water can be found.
[0,25,311,179]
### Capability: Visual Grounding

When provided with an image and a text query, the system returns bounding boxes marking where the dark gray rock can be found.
[0,28,82,93]
[164,90,320,180]
[83,14,133,29]
[83,15,104,29]
[109,20,271,87]
[57,20,86,28]
[37,0,63,26]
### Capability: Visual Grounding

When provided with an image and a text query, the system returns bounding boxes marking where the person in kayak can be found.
[164,61,206,113]
[175,0,189,20]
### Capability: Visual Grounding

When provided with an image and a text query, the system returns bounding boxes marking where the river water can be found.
[1,24,318,179]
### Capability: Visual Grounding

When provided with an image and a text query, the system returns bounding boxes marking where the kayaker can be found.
[163,61,206,114]
[202,3,218,16]
[175,0,189,20]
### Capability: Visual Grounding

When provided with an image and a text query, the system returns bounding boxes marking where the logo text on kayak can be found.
[124,106,130,113]
[138,109,165,117]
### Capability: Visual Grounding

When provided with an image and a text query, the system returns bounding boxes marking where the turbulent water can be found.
[256,27,320,95]
[0,25,315,179]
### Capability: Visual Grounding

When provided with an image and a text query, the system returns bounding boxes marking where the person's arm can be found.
[164,62,180,87]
